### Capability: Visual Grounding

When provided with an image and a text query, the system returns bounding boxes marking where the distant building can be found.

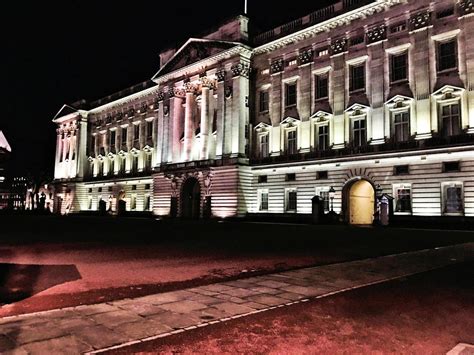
[52,0,474,224]
[0,130,11,210]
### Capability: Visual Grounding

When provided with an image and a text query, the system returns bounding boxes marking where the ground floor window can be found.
[316,187,330,212]
[130,195,137,211]
[393,184,412,214]
[258,189,269,211]
[442,182,463,215]
[145,195,152,211]
[285,188,297,212]
[88,196,93,210]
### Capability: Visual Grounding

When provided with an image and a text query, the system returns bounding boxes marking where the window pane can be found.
[438,41,457,71]
[350,65,365,91]
[286,84,297,106]
[445,186,463,214]
[395,188,412,213]
[316,75,329,99]
[287,191,297,211]
[391,53,408,82]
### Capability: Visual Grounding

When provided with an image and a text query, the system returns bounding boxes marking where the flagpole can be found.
[244,0,248,14]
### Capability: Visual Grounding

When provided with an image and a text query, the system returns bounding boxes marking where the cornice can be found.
[253,0,402,55]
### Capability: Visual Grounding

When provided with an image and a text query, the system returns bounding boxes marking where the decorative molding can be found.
[459,0,474,16]
[298,48,314,66]
[410,11,431,31]
[157,92,165,102]
[366,25,387,44]
[231,62,251,78]
[200,76,217,90]
[270,59,284,74]
[216,69,226,82]
[330,38,347,56]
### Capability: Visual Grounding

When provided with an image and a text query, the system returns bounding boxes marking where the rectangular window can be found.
[394,165,410,176]
[286,189,297,212]
[110,131,116,147]
[438,40,457,72]
[145,195,151,211]
[353,118,367,147]
[394,112,410,142]
[287,130,298,155]
[315,74,329,100]
[317,188,330,213]
[259,134,269,158]
[134,125,140,141]
[286,173,296,182]
[350,64,365,92]
[317,48,329,57]
[390,22,406,33]
[391,53,408,82]
[350,35,364,47]
[130,195,137,211]
[443,183,463,215]
[441,103,461,137]
[317,125,329,150]
[259,190,269,211]
[285,83,297,107]
[317,171,328,180]
[259,91,269,113]
[394,185,412,214]
[121,127,128,149]
[258,175,268,184]
[147,121,153,139]
[437,7,454,19]
[443,161,460,173]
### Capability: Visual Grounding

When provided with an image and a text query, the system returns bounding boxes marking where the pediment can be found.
[0,131,11,152]
[255,122,271,131]
[281,116,301,126]
[432,84,465,97]
[310,110,332,120]
[53,104,79,122]
[345,103,370,113]
[154,39,241,79]
[385,95,413,105]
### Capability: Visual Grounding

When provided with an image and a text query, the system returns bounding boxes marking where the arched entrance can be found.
[181,178,201,219]
[344,179,375,225]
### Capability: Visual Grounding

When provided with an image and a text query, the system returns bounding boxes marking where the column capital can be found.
[200,77,217,90]
[231,62,251,78]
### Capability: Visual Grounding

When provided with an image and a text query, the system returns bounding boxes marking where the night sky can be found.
[1,0,335,178]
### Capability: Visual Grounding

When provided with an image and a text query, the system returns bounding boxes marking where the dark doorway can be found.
[181,178,201,219]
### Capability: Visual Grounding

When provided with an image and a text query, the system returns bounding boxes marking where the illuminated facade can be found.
[53,0,474,223]
[0,130,11,210]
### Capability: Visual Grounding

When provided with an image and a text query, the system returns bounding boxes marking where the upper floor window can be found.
[121,128,128,144]
[259,91,269,113]
[436,6,454,19]
[286,130,298,155]
[440,103,461,137]
[394,112,410,142]
[316,125,329,151]
[438,40,457,72]
[259,134,269,158]
[315,74,329,100]
[110,131,116,147]
[285,83,297,107]
[391,53,408,82]
[353,117,367,147]
[134,124,140,141]
[390,22,407,34]
[350,64,365,92]
[146,121,153,139]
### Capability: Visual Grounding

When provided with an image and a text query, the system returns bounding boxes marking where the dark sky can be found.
[1,0,335,178]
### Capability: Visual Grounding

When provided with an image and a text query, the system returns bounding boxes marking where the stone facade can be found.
[52,0,474,223]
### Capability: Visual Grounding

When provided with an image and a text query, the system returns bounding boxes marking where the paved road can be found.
[0,243,473,355]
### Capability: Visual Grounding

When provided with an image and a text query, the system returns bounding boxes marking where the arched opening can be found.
[181,178,201,219]
[343,179,375,225]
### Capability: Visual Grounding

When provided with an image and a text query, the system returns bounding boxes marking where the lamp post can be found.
[329,186,336,213]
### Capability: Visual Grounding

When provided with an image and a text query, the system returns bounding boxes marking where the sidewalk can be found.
[0,243,473,355]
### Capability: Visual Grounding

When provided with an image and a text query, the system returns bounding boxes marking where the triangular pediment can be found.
[255,122,271,131]
[0,131,11,152]
[281,116,301,126]
[310,110,332,120]
[385,95,413,105]
[432,85,465,96]
[154,39,241,79]
[345,103,370,113]
[52,104,81,122]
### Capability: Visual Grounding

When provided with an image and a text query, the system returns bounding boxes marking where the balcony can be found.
[250,134,474,165]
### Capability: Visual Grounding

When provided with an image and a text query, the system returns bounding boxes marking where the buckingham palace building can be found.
[52,0,474,225]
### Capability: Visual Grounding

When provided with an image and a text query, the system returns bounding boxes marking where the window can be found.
[134,124,140,141]
[130,195,137,211]
[145,184,151,190]
[394,165,410,176]
[443,183,463,215]
[394,185,412,214]
[391,53,408,82]
[146,154,152,170]
[316,125,329,150]
[440,103,461,137]
[145,195,151,211]
[98,187,103,193]
[121,128,128,147]
[315,74,329,100]
[259,134,269,158]
[108,186,113,192]
[394,112,410,142]
[285,83,297,107]
[132,185,137,191]
[437,7,454,19]
[350,35,364,47]
[443,161,460,173]
[317,48,329,57]
[258,175,268,184]
[316,188,330,213]
[259,91,269,113]
[286,59,298,67]
[438,40,457,72]
[131,156,138,173]
[350,64,365,92]
[390,22,406,33]
[88,196,93,210]
[285,189,297,212]
[259,190,269,211]
[286,173,296,182]
[317,171,328,180]
[286,130,298,155]
[110,131,116,147]
[147,121,153,139]
[353,118,367,147]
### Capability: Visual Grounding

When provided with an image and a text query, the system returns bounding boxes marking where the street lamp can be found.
[329,186,336,212]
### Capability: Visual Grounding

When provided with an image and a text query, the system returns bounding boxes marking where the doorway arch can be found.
[181,177,201,219]
[343,179,375,225]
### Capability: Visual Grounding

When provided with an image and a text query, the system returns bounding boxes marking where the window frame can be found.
[352,115,367,147]
[315,73,329,100]
[439,101,461,137]
[258,189,269,212]
[286,129,298,155]
[393,184,413,215]
[441,182,464,216]
[349,63,366,93]
[285,82,298,107]
[285,188,298,213]
[393,111,411,142]
[390,52,408,83]
[437,39,458,73]
[259,133,269,159]
[259,90,270,113]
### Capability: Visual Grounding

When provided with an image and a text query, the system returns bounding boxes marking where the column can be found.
[156,99,165,166]
[332,55,346,148]
[200,84,211,160]
[184,88,196,161]
[54,130,62,179]
[461,13,474,133]
[369,42,386,144]
[231,63,250,157]
[170,93,184,163]
[215,73,226,158]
